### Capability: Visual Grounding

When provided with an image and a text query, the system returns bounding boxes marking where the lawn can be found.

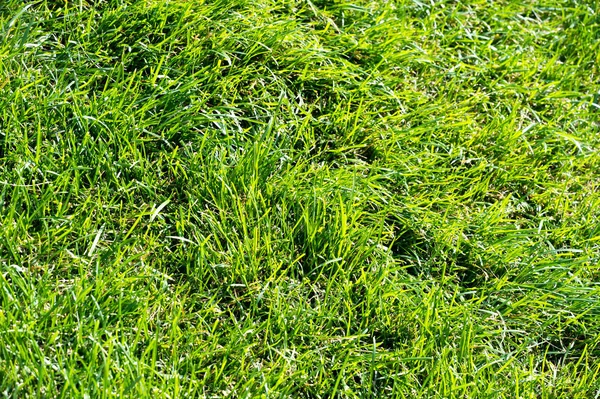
[1,0,599,397]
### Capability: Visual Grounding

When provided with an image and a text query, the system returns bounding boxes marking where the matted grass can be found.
[1,0,599,397]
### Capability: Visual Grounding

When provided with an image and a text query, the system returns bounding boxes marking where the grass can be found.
[0,0,599,397]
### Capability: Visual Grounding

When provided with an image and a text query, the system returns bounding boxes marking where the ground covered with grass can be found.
[1,0,599,397]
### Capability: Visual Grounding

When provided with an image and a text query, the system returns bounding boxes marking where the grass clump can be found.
[1,0,599,397]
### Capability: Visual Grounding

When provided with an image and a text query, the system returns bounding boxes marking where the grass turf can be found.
[1,0,599,397]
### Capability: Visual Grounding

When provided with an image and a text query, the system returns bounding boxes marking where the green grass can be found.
[1,0,599,397]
